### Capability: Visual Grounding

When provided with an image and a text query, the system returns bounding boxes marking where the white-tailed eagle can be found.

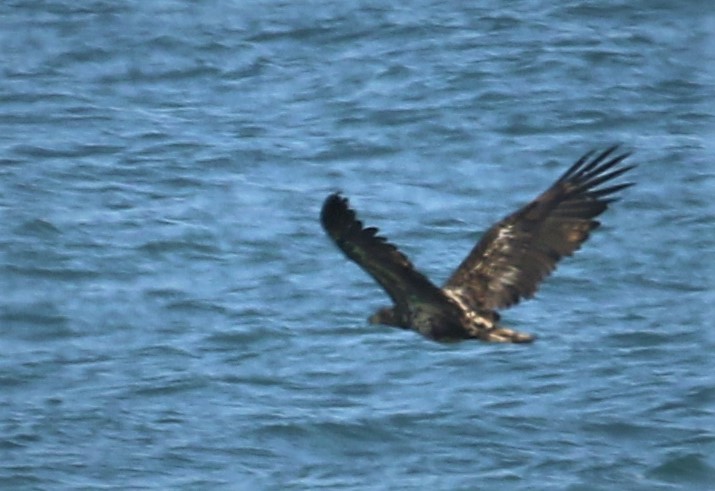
[321,146,634,342]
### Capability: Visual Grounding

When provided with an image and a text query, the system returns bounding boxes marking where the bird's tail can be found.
[466,316,535,343]
[482,326,535,343]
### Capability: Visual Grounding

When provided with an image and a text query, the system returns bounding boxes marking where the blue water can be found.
[1,1,714,489]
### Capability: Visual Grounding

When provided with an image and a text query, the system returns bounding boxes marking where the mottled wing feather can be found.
[320,193,451,317]
[444,146,634,311]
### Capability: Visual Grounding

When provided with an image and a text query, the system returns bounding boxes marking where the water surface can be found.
[1,1,714,489]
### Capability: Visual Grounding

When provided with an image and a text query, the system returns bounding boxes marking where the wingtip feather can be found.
[321,192,355,238]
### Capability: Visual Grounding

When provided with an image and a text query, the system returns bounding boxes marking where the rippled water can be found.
[1,1,714,489]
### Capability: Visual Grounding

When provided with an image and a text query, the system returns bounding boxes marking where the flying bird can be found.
[320,146,634,343]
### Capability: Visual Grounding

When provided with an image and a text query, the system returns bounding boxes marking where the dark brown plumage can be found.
[321,146,634,342]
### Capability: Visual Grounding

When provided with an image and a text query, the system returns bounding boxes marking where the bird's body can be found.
[320,147,634,343]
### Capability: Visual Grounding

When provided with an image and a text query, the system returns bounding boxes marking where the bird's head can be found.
[368,307,406,328]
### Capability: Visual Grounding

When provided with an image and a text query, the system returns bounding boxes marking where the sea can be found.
[1,1,714,490]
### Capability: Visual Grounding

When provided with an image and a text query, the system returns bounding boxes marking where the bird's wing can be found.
[321,193,454,318]
[444,146,635,311]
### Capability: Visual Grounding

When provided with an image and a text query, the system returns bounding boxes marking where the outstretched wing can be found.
[321,193,452,318]
[444,146,635,311]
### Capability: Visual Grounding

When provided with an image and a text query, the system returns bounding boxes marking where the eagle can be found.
[320,146,634,343]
